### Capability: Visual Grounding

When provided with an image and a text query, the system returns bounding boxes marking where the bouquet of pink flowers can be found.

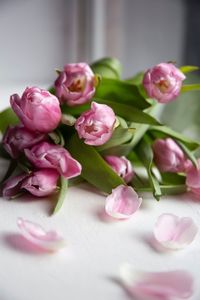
[0,58,200,216]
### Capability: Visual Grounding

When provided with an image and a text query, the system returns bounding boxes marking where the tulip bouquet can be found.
[0,58,200,216]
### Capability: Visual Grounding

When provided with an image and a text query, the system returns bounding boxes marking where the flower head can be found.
[143,63,185,103]
[152,138,188,173]
[104,155,134,183]
[2,125,46,158]
[54,63,96,106]
[10,87,61,133]
[186,159,200,198]
[75,102,116,146]
[24,142,82,179]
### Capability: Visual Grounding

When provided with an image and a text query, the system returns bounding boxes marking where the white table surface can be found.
[0,85,200,300]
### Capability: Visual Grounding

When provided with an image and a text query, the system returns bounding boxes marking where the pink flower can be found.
[152,138,188,173]
[54,63,96,106]
[143,63,185,103]
[10,87,61,133]
[154,213,198,249]
[105,185,142,219]
[104,155,134,183]
[2,125,46,158]
[21,169,59,197]
[2,170,59,198]
[120,264,193,300]
[17,218,66,252]
[2,173,28,198]
[186,159,200,198]
[24,142,82,179]
[75,102,116,146]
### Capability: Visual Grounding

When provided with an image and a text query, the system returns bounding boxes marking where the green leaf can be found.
[181,84,200,92]
[161,172,186,185]
[135,136,162,201]
[125,72,144,85]
[52,176,68,214]
[176,140,198,168]
[135,184,186,195]
[94,99,161,125]
[90,57,122,79]
[100,104,163,156]
[95,77,150,110]
[179,65,199,74]
[149,125,200,150]
[67,134,125,194]
[0,108,19,133]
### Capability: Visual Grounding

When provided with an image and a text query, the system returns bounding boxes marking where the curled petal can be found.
[105,185,142,219]
[17,218,66,252]
[154,213,198,249]
[120,264,194,300]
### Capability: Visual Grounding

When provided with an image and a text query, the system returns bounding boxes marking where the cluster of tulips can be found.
[0,58,200,215]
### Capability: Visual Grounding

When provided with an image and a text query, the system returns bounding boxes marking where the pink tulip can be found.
[2,170,59,198]
[120,264,193,300]
[2,125,46,158]
[2,173,28,198]
[21,169,59,197]
[24,142,82,179]
[154,213,198,249]
[143,63,185,103]
[105,185,142,219]
[104,155,134,183]
[186,159,200,198]
[10,87,61,133]
[75,102,116,146]
[17,218,66,252]
[54,63,96,106]
[153,138,188,173]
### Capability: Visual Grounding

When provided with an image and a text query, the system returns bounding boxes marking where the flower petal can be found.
[154,213,198,249]
[119,264,193,300]
[17,218,66,252]
[105,185,142,219]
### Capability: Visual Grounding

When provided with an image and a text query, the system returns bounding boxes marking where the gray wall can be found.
[0,0,185,84]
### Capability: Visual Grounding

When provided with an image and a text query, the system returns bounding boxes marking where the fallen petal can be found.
[154,213,198,249]
[119,263,194,300]
[17,218,66,252]
[105,185,142,219]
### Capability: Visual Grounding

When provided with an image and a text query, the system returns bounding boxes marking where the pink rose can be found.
[2,169,59,198]
[75,102,116,146]
[186,159,200,198]
[153,138,188,173]
[10,87,61,133]
[54,63,96,106]
[143,63,185,103]
[2,125,46,158]
[104,155,134,183]
[24,141,82,179]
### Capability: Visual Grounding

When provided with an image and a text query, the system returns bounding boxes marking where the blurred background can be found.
[0,0,198,86]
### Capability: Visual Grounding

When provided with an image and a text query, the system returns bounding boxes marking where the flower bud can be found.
[143,63,185,103]
[2,125,46,158]
[152,138,188,173]
[104,155,134,183]
[24,142,82,179]
[54,63,96,106]
[10,87,61,133]
[75,102,116,146]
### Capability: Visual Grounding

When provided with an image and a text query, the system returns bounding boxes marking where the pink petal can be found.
[105,185,142,219]
[17,218,66,252]
[120,264,194,300]
[154,213,198,249]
